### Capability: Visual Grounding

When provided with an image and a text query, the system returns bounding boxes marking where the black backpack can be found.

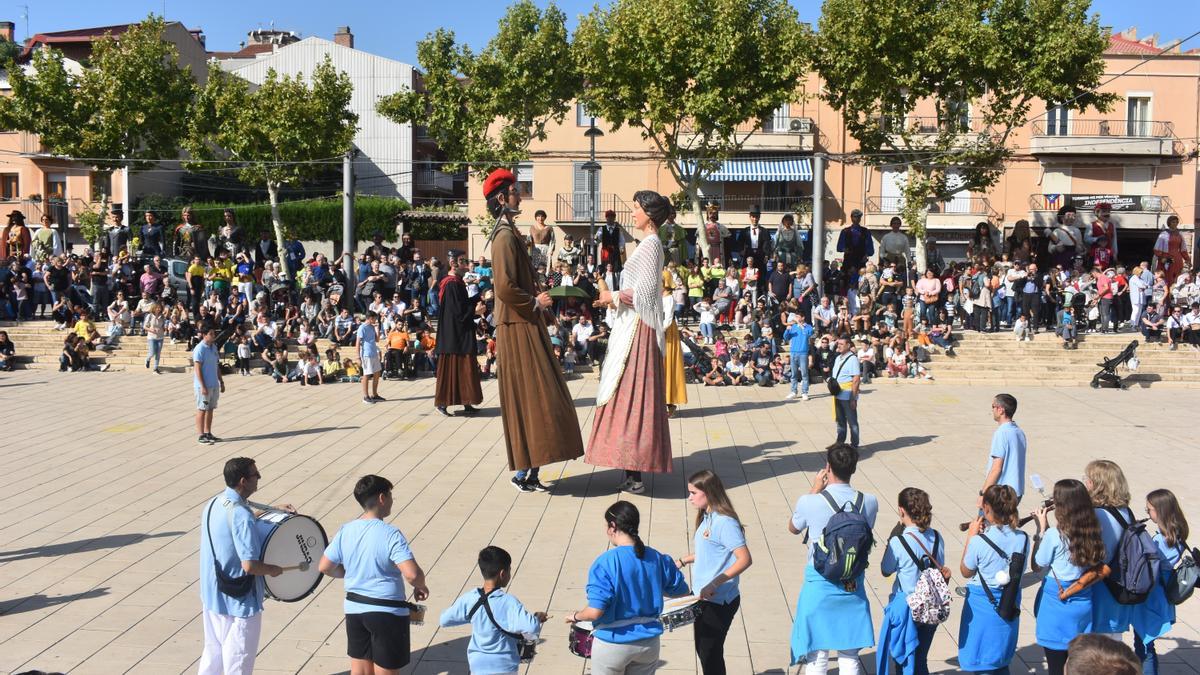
[1103,507,1161,605]
[977,532,1028,621]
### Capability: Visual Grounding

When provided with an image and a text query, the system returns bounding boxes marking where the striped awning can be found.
[679,157,812,182]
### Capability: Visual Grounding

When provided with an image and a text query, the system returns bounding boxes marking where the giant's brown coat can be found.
[491,222,584,470]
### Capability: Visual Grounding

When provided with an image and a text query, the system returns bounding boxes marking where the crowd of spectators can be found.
[2,202,1199,379]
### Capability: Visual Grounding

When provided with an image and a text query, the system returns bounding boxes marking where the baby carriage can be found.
[1091,339,1139,389]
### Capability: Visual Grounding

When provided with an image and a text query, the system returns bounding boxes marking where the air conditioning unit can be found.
[789,118,812,133]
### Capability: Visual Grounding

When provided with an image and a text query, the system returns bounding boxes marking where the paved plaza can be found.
[1,369,1198,674]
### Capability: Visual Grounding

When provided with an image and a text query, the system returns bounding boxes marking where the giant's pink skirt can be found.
[586,321,672,473]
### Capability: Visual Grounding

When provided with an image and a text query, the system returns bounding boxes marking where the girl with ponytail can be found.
[566,501,691,673]
[958,484,1029,673]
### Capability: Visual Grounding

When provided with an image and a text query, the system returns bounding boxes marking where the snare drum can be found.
[660,596,703,632]
[568,621,593,658]
[256,511,328,602]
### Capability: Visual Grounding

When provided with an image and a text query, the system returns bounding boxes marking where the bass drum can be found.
[256,512,328,602]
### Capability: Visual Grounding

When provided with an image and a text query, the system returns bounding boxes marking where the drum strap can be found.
[467,588,525,640]
[345,591,419,611]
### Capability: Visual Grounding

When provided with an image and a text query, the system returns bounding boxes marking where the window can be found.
[46,172,67,200]
[1127,96,1151,136]
[1046,104,1069,136]
[515,162,534,199]
[939,96,970,132]
[575,102,595,127]
[572,161,600,219]
[764,104,790,133]
[91,171,112,202]
[1,174,17,201]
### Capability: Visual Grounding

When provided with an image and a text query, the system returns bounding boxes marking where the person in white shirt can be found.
[571,317,595,358]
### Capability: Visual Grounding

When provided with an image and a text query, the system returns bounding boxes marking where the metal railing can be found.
[555,192,632,224]
[1027,194,1176,213]
[866,195,998,216]
[875,115,989,135]
[1031,119,1174,138]
[414,166,454,193]
[678,194,813,214]
[682,116,814,136]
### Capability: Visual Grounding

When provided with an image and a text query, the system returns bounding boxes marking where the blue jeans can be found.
[147,338,163,369]
[834,398,859,446]
[1134,632,1158,675]
[789,355,809,394]
[699,322,715,341]
[1006,296,1018,325]
[515,467,539,481]
[891,622,937,675]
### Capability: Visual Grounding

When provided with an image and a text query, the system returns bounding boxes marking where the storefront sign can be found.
[1036,194,1163,212]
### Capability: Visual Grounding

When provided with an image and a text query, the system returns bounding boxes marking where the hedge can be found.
[127,194,465,241]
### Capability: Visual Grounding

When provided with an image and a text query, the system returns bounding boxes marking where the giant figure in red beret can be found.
[484,168,584,492]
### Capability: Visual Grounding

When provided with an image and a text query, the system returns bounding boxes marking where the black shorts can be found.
[346,612,411,669]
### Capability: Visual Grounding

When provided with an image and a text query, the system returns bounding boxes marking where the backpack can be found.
[1103,507,1161,605]
[1165,542,1200,605]
[913,346,931,363]
[896,532,952,624]
[977,532,1028,622]
[812,490,875,591]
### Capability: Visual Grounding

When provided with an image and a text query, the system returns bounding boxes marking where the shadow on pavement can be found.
[225,426,359,442]
[0,531,186,563]
[0,587,110,616]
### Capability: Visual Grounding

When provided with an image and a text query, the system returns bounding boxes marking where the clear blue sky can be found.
[8,0,1199,65]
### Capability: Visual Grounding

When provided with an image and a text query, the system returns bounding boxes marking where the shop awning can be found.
[679,157,812,182]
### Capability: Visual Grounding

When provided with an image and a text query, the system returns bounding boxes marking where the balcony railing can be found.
[880,116,989,135]
[1031,119,1173,138]
[678,194,813,214]
[414,166,454,193]
[555,192,632,224]
[682,116,814,136]
[866,195,998,217]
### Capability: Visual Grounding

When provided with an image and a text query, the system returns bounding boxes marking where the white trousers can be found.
[199,610,262,675]
[804,648,862,675]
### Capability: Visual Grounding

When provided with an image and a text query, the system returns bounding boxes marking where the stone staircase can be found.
[917,329,1200,388]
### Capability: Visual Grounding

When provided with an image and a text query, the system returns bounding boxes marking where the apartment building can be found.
[466,30,1200,266]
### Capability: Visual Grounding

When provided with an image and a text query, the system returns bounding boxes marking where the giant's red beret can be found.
[482,168,516,200]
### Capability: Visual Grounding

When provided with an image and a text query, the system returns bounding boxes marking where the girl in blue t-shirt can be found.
[675,470,752,675]
[1133,489,1191,675]
[566,501,690,674]
[1031,479,1106,675]
[1085,459,1136,637]
[877,487,946,675]
[959,484,1028,674]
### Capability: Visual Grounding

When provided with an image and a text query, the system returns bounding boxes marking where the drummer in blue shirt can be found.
[199,457,291,675]
[319,475,430,675]
[675,470,753,675]
[566,501,691,675]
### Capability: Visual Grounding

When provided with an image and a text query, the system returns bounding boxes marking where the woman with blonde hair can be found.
[675,470,752,674]
[1084,459,1135,638]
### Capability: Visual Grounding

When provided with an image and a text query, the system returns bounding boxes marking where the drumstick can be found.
[279,561,311,572]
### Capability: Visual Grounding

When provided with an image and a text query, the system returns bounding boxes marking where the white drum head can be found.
[259,513,328,602]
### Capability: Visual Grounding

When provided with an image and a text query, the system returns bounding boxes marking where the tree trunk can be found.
[268,182,289,279]
[913,206,930,274]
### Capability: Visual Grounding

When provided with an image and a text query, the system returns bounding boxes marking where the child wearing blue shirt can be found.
[440,546,546,675]
[877,488,946,675]
[959,485,1029,673]
[1133,489,1191,675]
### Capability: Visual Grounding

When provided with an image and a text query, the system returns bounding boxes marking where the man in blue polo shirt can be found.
[192,324,224,444]
[828,336,862,450]
[199,457,286,675]
[979,393,1027,507]
[783,314,815,401]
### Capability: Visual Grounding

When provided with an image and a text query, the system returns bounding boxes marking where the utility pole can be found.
[583,118,603,260]
[342,150,357,286]
[811,153,826,295]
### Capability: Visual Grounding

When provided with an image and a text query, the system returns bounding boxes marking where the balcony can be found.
[555,192,632,224]
[681,116,816,152]
[864,196,999,229]
[1029,119,1179,158]
[413,125,437,147]
[414,166,454,194]
[675,195,813,225]
[1028,194,1176,230]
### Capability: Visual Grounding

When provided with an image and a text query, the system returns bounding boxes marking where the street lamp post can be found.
[583,118,604,261]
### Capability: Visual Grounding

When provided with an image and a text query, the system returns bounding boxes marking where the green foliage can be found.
[76,203,109,246]
[127,195,414,242]
[185,56,357,190]
[376,0,578,176]
[0,40,19,63]
[573,0,810,211]
[0,16,196,170]
[815,0,1115,242]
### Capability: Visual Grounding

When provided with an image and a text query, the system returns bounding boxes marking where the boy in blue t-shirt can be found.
[441,546,545,675]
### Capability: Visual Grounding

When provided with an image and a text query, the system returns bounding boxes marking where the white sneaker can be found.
[785,391,797,400]
[801,393,810,401]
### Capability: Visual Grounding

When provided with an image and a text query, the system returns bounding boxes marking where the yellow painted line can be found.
[390,421,429,433]
[103,423,145,434]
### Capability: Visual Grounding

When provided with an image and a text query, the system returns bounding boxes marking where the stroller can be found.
[1091,339,1139,389]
